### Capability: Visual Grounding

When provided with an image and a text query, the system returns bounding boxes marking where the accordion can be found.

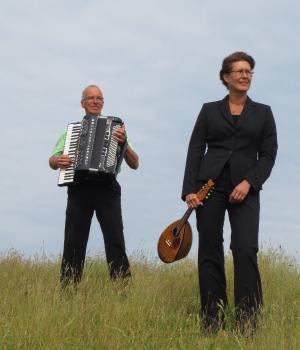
[58,115,127,186]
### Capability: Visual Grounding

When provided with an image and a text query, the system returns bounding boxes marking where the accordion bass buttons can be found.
[81,119,89,135]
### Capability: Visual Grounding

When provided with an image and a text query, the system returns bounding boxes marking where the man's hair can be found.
[81,84,102,101]
[219,52,255,87]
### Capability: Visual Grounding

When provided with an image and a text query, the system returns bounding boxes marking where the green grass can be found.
[0,248,299,349]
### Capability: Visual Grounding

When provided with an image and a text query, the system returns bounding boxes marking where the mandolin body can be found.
[157,220,192,263]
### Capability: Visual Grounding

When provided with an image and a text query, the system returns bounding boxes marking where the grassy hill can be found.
[0,248,299,349]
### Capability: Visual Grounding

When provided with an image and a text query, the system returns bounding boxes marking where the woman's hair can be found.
[219,51,255,87]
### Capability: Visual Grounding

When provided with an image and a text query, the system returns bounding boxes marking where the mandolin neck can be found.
[174,180,214,237]
[176,207,194,233]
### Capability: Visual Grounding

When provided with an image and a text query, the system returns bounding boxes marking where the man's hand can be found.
[186,193,203,209]
[49,154,72,170]
[56,155,73,168]
[113,124,127,145]
[112,123,139,170]
[229,180,251,203]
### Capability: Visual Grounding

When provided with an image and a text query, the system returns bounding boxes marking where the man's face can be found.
[81,87,104,116]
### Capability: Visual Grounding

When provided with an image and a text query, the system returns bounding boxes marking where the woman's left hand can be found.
[229,180,251,203]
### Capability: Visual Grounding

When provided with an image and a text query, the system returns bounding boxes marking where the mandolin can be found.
[157,180,214,263]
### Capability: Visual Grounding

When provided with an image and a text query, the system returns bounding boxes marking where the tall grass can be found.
[0,248,299,349]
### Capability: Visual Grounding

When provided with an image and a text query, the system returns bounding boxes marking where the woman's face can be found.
[223,60,253,93]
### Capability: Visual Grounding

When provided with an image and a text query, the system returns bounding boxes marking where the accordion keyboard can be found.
[58,122,82,186]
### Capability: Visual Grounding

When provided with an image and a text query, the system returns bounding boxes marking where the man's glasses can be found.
[230,70,254,77]
[85,96,104,102]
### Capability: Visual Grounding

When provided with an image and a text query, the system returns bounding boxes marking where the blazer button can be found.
[228,150,233,155]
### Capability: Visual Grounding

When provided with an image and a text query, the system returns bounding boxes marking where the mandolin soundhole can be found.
[172,227,179,237]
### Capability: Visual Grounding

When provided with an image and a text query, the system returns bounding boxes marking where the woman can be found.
[182,52,277,332]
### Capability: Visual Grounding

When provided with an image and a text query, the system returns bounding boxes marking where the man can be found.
[49,84,139,285]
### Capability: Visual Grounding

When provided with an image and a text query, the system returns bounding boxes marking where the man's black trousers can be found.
[60,177,130,284]
[195,165,262,326]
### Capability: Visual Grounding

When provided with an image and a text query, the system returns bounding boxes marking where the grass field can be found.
[0,248,299,349]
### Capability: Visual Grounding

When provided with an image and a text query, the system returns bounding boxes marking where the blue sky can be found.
[1,0,299,262]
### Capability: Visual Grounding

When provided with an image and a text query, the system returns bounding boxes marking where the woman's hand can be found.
[229,180,251,203]
[186,193,203,209]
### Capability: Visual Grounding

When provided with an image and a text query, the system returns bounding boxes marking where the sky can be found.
[1,0,299,263]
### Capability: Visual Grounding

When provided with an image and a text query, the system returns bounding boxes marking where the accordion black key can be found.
[58,115,127,186]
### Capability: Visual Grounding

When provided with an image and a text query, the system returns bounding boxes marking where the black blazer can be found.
[182,95,278,200]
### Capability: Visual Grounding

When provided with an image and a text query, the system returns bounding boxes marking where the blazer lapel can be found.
[218,95,234,126]
[219,95,257,129]
[235,96,256,130]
